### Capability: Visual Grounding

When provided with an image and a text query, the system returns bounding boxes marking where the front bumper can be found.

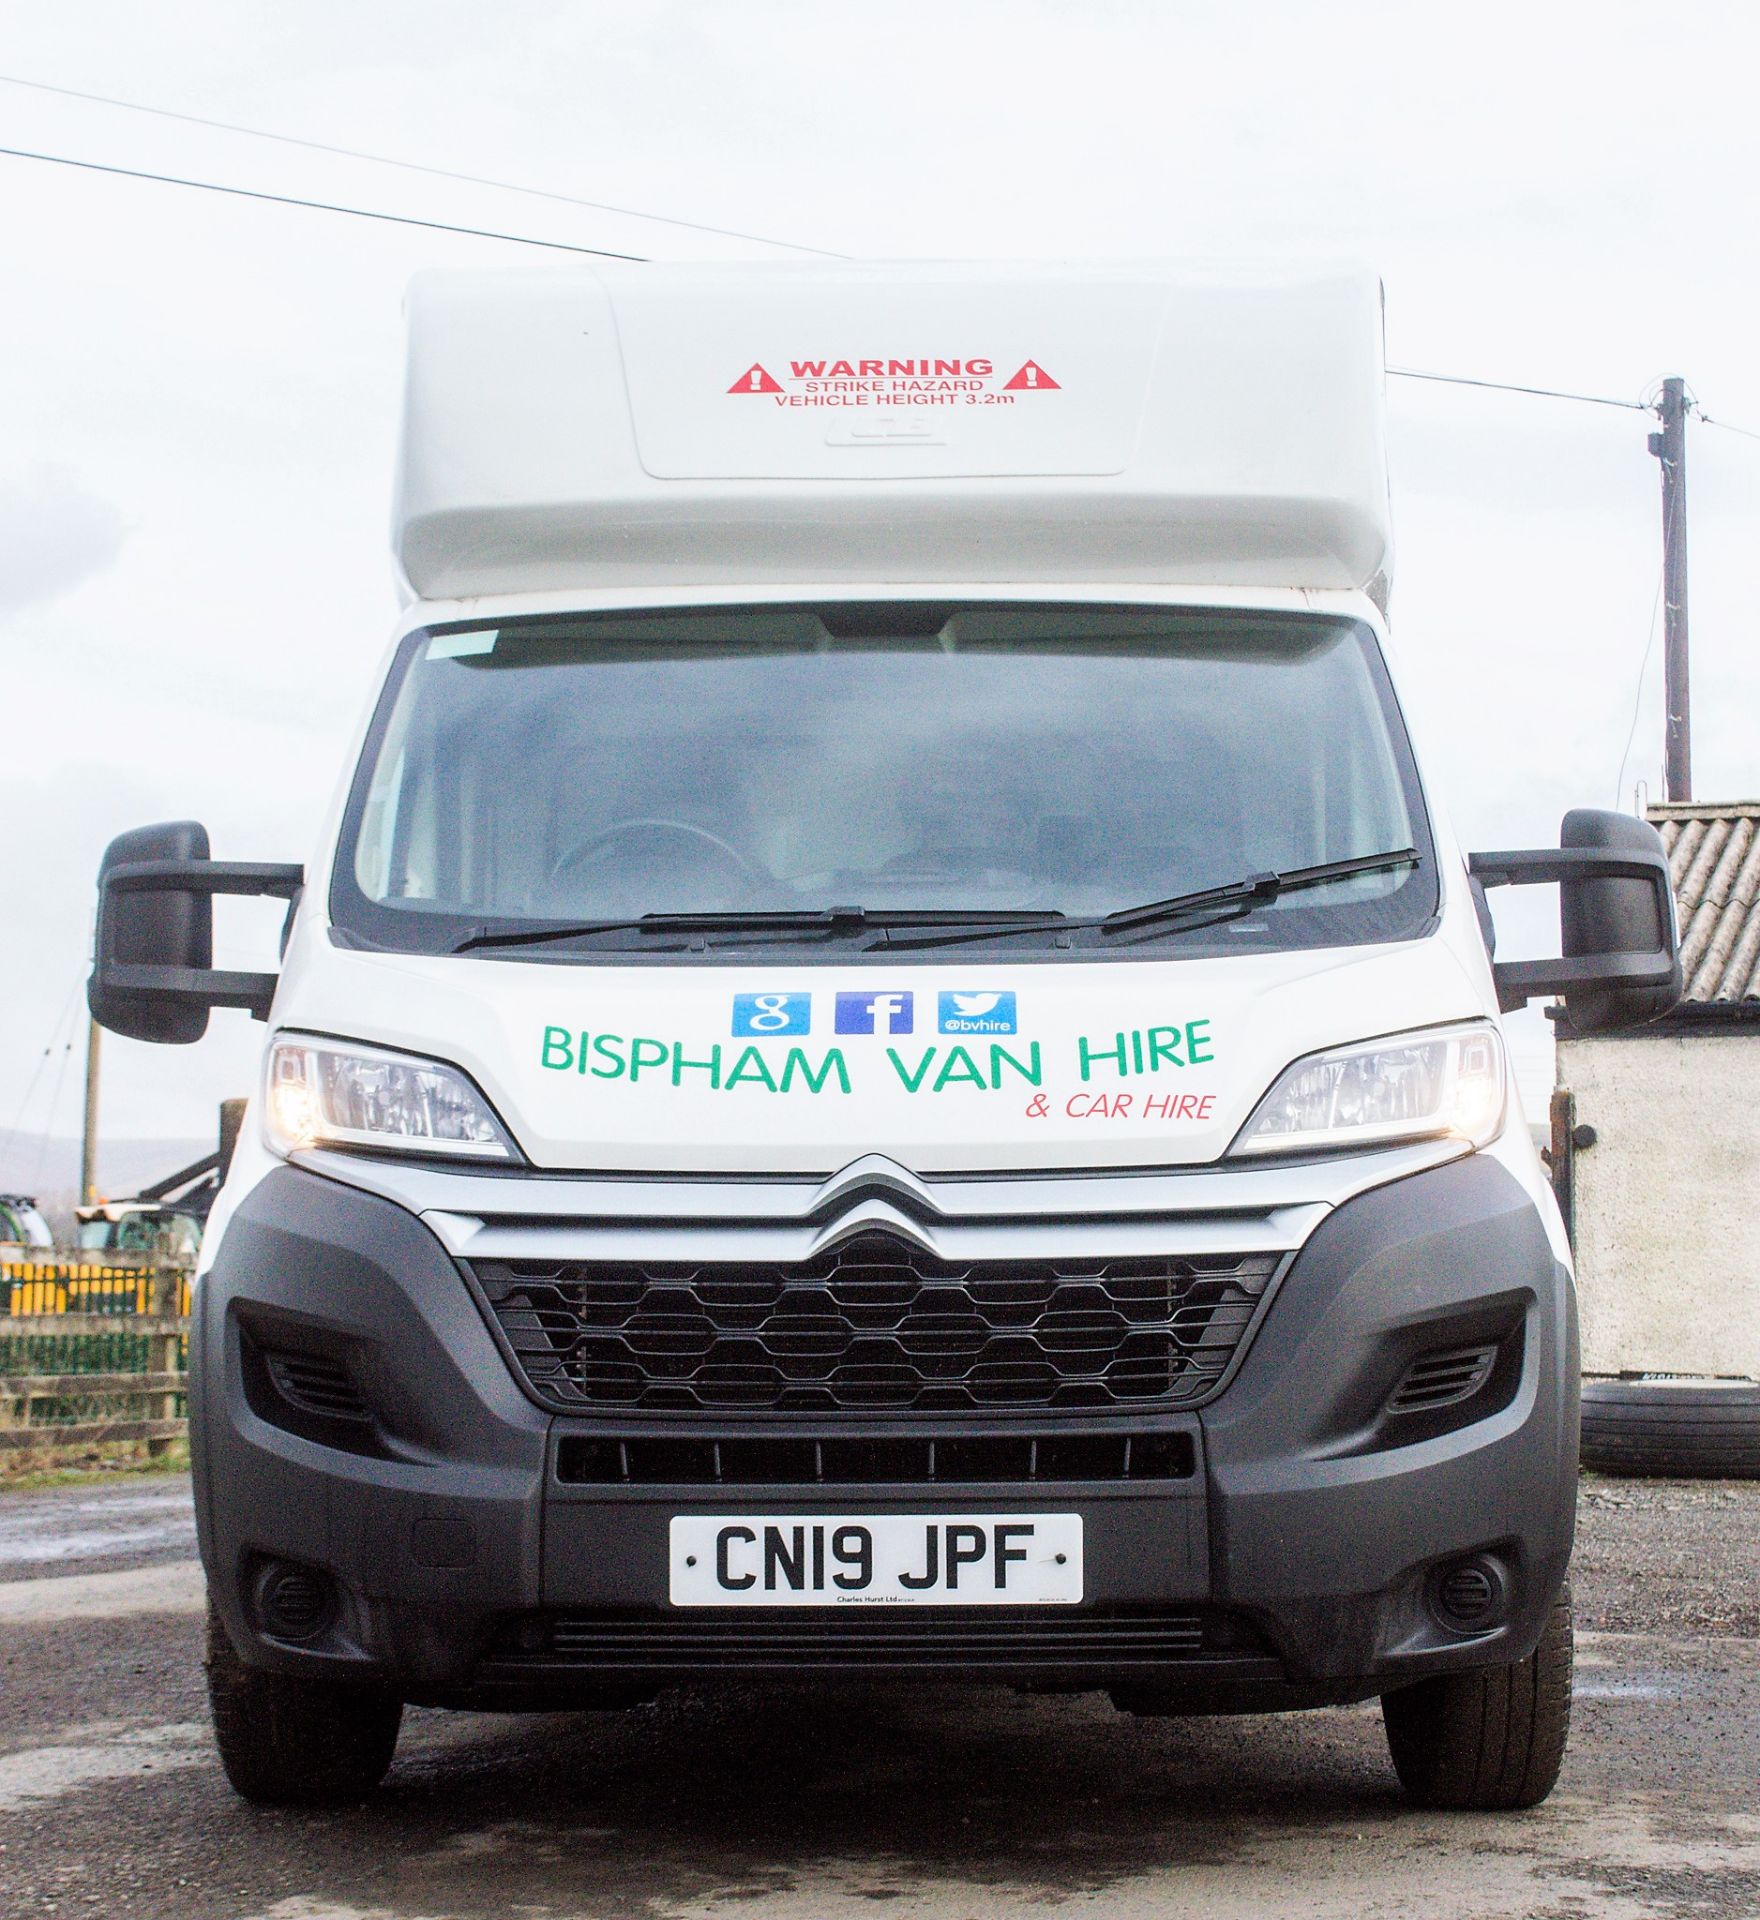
[192,1151,1576,1707]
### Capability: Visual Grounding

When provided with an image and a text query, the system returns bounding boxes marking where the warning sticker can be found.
[725,356,1062,409]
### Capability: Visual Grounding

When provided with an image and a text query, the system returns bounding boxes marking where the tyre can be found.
[1580,1376,1760,1478]
[205,1599,402,1804]
[1381,1587,1572,1811]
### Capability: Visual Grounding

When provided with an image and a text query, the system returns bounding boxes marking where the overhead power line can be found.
[8,134,1755,450]
[1697,412,1760,444]
[0,143,650,260]
[1387,366,1650,412]
[1613,563,1667,808]
[1392,366,1760,447]
[1393,362,1760,446]
[0,979,83,1172]
[0,71,845,259]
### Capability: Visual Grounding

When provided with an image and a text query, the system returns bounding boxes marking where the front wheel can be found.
[1381,1586,1573,1810]
[206,1600,402,1804]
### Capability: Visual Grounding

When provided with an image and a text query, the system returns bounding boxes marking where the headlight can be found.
[1230,1021,1505,1157]
[264,1036,518,1161]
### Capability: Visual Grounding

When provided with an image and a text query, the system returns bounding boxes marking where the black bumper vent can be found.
[473,1235,1281,1415]
[264,1351,371,1423]
[480,1606,1275,1677]
[1388,1342,1500,1415]
[556,1429,1195,1486]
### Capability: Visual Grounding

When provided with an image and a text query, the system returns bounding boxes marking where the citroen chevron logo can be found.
[805,1198,941,1262]
[812,1154,939,1219]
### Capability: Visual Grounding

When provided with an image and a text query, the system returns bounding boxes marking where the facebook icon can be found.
[834,990,914,1036]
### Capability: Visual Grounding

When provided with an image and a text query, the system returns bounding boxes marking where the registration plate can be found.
[669,1513,1083,1606]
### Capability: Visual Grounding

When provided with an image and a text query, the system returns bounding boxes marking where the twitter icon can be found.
[937,990,1018,1035]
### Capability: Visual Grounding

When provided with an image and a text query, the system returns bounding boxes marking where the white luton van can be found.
[90,262,1680,1809]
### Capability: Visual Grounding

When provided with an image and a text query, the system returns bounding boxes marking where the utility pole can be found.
[1649,376,1691,802]
[79,1018,101,1206]
[218,1098,246,1183]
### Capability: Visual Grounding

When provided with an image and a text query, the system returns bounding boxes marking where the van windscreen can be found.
[332,604,1435,957]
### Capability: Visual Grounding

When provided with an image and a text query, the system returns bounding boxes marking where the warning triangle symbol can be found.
[727,363,784,394]
[1003,360,1060,391]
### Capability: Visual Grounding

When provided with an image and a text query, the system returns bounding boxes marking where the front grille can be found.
[480,1605,1275,1675]
[473,1234,1281,1414]
[556,1430,1195,1485]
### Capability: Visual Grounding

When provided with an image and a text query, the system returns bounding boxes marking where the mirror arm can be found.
[1466,846,1676,1015]
[1467,848,1667,889]
[95,859,306,1024]
[92,964,284,1019]
[104,859,304,900]
[1488,951,1679,1013]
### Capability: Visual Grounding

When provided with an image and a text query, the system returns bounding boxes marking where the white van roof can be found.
[394,261,1390,599]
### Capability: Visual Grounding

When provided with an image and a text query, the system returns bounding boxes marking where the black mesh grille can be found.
[472,1233,1280,1414]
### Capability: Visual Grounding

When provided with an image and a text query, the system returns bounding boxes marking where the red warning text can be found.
[787,359,994,378]
[724,355,1062,407]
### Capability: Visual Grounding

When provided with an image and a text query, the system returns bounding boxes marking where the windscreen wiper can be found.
[451,910,856,954]
[453,918,657,954]
[876,848,1420,951]
[449,858,1414,956]
[1095,846,1419,938]
[450,905,1063,955]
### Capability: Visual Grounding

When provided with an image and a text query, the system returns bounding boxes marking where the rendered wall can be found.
[1560,1032,1760,1378]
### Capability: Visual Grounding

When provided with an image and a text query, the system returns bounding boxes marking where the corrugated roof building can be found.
[1649,800,1760,1016]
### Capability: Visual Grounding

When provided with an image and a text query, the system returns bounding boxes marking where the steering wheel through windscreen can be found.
[550,817,765,896]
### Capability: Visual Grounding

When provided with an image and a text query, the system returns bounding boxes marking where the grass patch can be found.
[0,1435,191,1493]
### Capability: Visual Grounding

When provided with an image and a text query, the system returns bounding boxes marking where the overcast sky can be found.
[3,0,1757,1180]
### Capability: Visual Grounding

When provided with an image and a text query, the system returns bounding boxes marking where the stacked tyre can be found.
[1580,1377,1760,1478]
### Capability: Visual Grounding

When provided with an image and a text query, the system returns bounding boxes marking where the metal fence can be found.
[0,1258,192,1451]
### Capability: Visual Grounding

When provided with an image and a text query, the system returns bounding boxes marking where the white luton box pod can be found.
[393,262,1391,596]
[91,262,1679,1811]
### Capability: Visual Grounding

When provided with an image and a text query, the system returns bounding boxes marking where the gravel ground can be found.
[1575,1472,1760,1635]
[0,1470,1755,1920]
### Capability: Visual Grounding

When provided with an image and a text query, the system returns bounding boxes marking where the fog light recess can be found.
[254,1560,338,1642]
[1431,1555,1508,1633]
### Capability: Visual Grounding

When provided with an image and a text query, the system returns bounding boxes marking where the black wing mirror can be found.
[88,821,304,1044]
[1468,809,1681,1034]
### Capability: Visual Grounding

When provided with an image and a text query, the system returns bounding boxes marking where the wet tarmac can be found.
[0,1481,196,1580]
